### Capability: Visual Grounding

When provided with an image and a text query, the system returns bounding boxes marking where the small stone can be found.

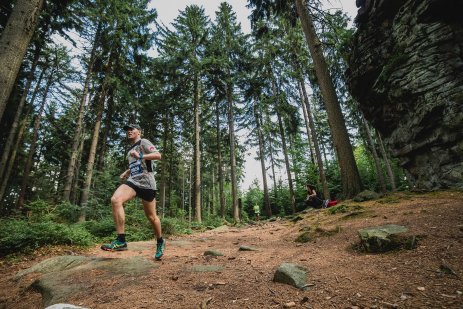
[239,245,259,251]
[456,290,462,295]
[300,296,309,304]
[400,294,408,300]
[204,250,224,257]
[283,302,296,308]
[417,287,425,291]
[356,293,362,297]
[214,281,226,285]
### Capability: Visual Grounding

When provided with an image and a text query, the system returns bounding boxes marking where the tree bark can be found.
[277,113,296,214]
[254,101,271,217]
[0,115,28,202]
[17,64,54,210]
[0,46,42,180]
[361,116,386,193]
[271,75,296,214]
[215,101,226,218]
[297,83,315,165]
[96,89,113,170]
[71,129,86,204]
[376,130,397,191]
[193,72,201,223]
[227,83,239,222]
[0,0,44,120]
[300,80,330,199]
[79,50,115,218]
[295,0,362,198]
[62,24,100,201]
[265,112,278,196]
[167,131,175,216]
[159,111,169,217]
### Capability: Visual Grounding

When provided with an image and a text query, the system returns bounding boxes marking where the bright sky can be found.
[148,0,359,191]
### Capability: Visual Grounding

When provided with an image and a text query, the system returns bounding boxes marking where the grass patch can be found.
[377,196,401,204]
[327,204,363,215]
[314,226,342,236]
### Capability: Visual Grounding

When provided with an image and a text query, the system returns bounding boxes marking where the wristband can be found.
[139,152,143,159]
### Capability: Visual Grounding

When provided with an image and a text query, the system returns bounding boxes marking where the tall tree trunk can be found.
[62,24,100,201]
[272,76,296,214]
[17,66,54,210]
[361,116,386,193]
[79,49,115,218]
[193,73,201,223]
[227,83,239,222]
[96,89,113,171]
[0,50,42,180]
[254,101,271,217]
[265,112,278,196]
[277,113,296,214]
[295,0,362,198]
[71,129,86,204]
[167,131,175,216]
[215,101,226,218]
[0,66,43,202]
[376,130,397,191]
[297,83,315,165]
[159,111,169,217]
[79,85,108,215]
[0,114,28,202]
[300,80,330,199]
[0,0,44,120]
[188,160,192,225]
[211,164,217,214]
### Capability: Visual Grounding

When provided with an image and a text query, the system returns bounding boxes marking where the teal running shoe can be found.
[101,239,128,251]
[154,240,165,260]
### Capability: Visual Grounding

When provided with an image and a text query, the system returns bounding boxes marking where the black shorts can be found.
[125,181,157,202]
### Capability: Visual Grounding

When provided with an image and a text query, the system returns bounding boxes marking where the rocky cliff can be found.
[346,0,463,190]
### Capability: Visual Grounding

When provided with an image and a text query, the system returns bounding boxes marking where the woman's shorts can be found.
[125,181,157,202]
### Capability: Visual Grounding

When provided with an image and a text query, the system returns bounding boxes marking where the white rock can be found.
[283,302,296,308]
[45,305,88,309]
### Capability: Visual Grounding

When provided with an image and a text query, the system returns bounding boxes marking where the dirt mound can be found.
[1,191,462,308]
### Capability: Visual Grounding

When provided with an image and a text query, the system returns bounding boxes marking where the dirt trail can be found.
[1,191,462,309]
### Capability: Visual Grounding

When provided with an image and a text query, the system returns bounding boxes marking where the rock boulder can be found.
[347,0,463,190]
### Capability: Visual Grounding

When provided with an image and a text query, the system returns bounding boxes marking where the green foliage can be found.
[82,218,115,237]
[354,144,378,191]
[327,204,363,215]
[327,204,349,214]
[27,200,82,223]
[295,231,311,243]
[0,219,93,257]
[242,180,264,217]
[202,215,227,228]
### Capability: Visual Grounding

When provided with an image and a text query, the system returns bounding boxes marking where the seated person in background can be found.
[305,184,338,208]
[305,184,326,208]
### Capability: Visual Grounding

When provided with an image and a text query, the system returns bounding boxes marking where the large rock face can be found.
[346,0,463,190]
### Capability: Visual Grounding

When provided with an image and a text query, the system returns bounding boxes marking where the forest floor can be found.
[1,191,462,309]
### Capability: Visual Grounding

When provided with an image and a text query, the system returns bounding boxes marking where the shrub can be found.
[327,204,349,214]
[0,219,94,257]
[82,218,115,237]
